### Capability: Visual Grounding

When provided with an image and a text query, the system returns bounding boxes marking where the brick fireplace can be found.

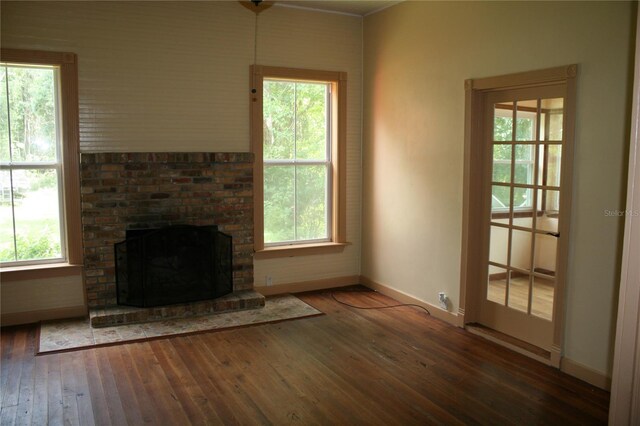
[80,152,254,308]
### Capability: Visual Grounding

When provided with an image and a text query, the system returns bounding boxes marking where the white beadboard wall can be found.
[1,2,362,295]
[1,275,84,314]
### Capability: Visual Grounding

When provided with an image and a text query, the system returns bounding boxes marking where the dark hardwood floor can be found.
[1,287,609,425]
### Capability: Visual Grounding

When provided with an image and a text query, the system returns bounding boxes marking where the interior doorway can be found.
[460,65,577,366]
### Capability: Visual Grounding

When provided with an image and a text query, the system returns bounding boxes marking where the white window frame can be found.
[0,63,67,266]
[263,79,332,247]
[0,48,82,276]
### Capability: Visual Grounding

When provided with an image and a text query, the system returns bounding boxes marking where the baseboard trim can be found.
[359,275,462,326]
[466,323,552,366]
[254,275,360,296]
[1,305,87,327]
[561,357,611,391]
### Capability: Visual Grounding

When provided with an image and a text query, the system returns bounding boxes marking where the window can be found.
[251,66,347,258]
[490,100,563,217]
[263,79,331,244]
[492,103,537,212]
[0,49,81,269]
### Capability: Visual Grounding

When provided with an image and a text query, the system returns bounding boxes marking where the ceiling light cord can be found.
[254,12,258,68]
[251,10,259,98]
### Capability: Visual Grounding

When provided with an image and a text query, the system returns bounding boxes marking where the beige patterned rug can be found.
[38,295,322,354]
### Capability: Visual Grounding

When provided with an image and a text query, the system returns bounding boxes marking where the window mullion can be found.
[293,83,298,241]
[4,66,18,262]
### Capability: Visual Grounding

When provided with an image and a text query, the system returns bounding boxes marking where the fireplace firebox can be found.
[115,225,232,307]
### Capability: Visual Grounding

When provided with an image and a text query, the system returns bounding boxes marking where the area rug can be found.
[37,295,322,354]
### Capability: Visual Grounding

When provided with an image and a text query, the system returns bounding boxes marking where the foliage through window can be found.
[0,63,65,264]
[490,100,564,215]
[491,105,536,212]
[263,79,331,245]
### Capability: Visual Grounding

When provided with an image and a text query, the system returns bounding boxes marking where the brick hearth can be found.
[80,152,254,308]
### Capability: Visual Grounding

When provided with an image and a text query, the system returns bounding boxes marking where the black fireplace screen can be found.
[115,225,232,307]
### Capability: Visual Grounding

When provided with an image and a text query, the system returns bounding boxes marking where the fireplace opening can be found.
[115,225,232,307]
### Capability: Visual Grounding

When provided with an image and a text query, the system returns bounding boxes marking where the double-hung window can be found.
[0,49,81,269]
[251,66,347,258]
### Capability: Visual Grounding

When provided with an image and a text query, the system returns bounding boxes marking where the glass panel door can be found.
[485,92,564,341]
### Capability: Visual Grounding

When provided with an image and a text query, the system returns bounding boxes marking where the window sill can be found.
[254,242,349,260]
[0,263,83,283]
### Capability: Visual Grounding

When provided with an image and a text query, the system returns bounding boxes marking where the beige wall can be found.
[1,275,85,325]
[1,2,362,309]
[363,1,634,376]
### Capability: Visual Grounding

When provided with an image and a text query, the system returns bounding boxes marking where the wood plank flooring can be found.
[1,287,609,425]
[488,276,555,320]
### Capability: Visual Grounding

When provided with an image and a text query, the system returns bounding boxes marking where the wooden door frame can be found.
[459,65,577,367]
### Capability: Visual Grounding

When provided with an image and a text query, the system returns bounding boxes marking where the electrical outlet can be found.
[438,292,448,310]
[265,276,273,286]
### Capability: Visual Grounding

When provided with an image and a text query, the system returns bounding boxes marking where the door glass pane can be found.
[491,184,510,212]
[513,215,533,231]
[489,225,509,266]
[513,187,533,211]
[542,98,563,141]
[7,66,58,163]
[515,100,537,141]
[510,229,532,271]
[487,266,507,306]
[296,165,328,240]
[508,272,530,313]
[536,209,559,235]
[534,233,557,275]
[264,165,295,243]
[532,276,554,321]
[537,188,560,219]
[546,145,562,188]
[514,144,534,185]
[12,168,62,261]
[492,144,511,183]
[493,102,513,141]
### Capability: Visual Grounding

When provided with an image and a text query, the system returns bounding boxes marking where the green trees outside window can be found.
[263,80,330,244]
[491,110,536,211]
[0,64,63,263]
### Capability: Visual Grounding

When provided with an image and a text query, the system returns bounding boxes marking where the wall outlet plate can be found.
[438,292,448,310]
[266,276,273,286]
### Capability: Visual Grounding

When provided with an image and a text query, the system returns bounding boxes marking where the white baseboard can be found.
[1,305,87,327]
[254,275,360,296]
[359,275,462,327]
[561,357,611,391]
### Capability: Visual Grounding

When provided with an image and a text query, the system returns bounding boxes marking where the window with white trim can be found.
[492,104,538,212]
[263,79,331,245]
[0,49,81,268]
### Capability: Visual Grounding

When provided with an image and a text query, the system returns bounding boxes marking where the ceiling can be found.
[275,1,403,16]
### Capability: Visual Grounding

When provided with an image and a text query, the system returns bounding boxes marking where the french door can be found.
[477,83,570,350]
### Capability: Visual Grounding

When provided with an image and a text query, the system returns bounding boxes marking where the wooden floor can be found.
[1,287,609,425]
[488,276,555,320]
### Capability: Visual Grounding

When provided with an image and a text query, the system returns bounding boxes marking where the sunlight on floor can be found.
[487,276,554,321]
